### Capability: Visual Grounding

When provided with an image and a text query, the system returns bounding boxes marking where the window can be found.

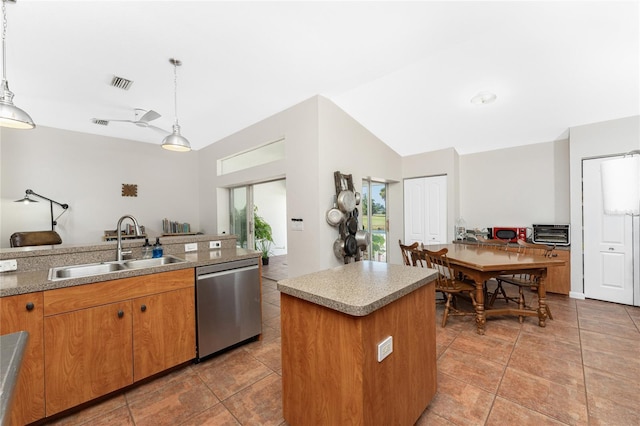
[218,138,285,175]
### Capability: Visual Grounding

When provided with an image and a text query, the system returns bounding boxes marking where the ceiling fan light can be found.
[471,91,497,105]
[161,124,191,152]
[0,81,35,129]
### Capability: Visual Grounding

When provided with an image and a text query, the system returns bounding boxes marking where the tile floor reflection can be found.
[44,275,640,426]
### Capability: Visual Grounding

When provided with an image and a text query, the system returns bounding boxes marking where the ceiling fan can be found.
[92,108,169,134]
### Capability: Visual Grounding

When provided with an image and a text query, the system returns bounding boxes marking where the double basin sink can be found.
[48,255,187,281]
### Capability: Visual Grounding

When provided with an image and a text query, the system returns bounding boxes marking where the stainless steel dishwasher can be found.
[195,258,261,361]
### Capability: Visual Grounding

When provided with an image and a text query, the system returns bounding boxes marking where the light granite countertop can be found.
[277,261,438,316]
[0,248,260,297]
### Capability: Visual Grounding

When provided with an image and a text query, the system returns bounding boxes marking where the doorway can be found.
[361,179,388,262]
[583,157,635,305]
[229,180,287,259]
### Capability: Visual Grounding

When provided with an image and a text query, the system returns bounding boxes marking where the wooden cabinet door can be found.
[546,250,570,295]
[133,287,195,381]
[44,301,133,415]
[0,292,45,425]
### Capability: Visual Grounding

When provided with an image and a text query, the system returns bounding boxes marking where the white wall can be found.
[0,126,199,247]
[317,96,403,267]
[459,139,570,229]
[402,148,460,243]
[198,96,319,278]
[198,96,402,277]
[569,115,640,297]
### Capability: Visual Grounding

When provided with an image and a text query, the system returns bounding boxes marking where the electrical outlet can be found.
[209,240,221,249]
[184,243,198,252]
[377,336,393,362]
[0,259,17,272]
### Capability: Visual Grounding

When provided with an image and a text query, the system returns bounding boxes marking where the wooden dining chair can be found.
[398,240,419,266]
[494,240,554,322]
[419,247,477,327]
[476,236,516,305]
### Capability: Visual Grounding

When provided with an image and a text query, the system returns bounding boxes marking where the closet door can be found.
[404,175,447,246]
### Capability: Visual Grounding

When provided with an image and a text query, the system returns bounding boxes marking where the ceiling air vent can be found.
[92,118,109,126]
[110,75,133,91]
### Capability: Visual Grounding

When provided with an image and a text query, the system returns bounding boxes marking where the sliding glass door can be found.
[361,179,388,262]
[229,180,287,256]
[230,186,252,249]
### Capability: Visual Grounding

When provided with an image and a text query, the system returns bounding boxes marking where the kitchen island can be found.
[277,261,438,426]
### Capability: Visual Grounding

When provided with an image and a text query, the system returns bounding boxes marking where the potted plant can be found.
[254,206,274,265]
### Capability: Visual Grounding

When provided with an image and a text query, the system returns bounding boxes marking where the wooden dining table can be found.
[425,243,566,335]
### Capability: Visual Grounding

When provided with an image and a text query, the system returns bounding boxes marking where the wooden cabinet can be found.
[44,301,133,414]
[0,292,45,425]
[133,287,195,381]
[281,283,437,425]
[43,269,195,416]
[546,249,570,295]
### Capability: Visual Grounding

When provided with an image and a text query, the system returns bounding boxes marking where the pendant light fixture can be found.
[161,58,191,152]
[0,0,34,129]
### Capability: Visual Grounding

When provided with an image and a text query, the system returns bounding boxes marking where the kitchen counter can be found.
[278,261,438,425]
[278,261,437,316]
[0,248,259,297]
[0,331,29,426]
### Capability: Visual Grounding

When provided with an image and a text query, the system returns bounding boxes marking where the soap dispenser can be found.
[152,237,163,258]
[142,238,152,259]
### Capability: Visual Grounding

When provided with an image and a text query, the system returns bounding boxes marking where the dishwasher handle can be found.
[197,264,259,280]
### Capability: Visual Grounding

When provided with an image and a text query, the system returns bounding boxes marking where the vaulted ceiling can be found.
[5,1,639,155]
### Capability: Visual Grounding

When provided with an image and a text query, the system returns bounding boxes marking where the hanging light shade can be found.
[161,58,191,152]
[601,153,640,215]
[0,0,34,129]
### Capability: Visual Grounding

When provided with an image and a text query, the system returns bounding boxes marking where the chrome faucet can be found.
[116,214,142,261]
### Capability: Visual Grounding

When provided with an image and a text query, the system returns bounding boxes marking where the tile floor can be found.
[44,269,640,426]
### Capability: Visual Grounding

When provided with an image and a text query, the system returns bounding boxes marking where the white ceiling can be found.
[5,1,639,155]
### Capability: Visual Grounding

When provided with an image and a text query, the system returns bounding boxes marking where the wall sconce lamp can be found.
[601,150,640,216]
[14,189,69,230]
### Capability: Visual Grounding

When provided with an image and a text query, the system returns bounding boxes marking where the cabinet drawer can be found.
[44,269,194,316]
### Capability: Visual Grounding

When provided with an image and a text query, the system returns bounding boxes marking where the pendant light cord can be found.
[173,60,179,126]
[2,0,7,80]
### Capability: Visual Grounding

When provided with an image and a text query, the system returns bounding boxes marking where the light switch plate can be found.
[0,259,17,272]
[184,243,198,252]
[209,241,221,249]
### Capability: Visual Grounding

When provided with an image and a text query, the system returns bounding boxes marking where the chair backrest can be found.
[424,248,458,290]
[516,239,554,257]
[477,235,509,250]
[10,231,62,247]
[399,240,419,266]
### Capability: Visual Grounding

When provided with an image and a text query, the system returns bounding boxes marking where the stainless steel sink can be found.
[123,255,186,269]
[49,262,127,280]
[48,255,186,281]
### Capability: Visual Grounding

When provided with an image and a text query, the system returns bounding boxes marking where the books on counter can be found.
[162,218,192,235]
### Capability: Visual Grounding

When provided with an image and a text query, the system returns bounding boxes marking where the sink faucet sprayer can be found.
[116,214,142,261]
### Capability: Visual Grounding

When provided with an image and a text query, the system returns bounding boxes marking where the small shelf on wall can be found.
[103,234,147,242]
[161,233,198,237]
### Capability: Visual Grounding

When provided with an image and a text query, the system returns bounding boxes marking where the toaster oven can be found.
[532,224,570,246]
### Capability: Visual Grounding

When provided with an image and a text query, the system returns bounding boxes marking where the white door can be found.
[404,175,447,246]
[583,158,634,305]
[404,178,425,244]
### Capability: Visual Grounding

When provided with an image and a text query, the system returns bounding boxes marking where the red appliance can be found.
[491,227,527,243]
